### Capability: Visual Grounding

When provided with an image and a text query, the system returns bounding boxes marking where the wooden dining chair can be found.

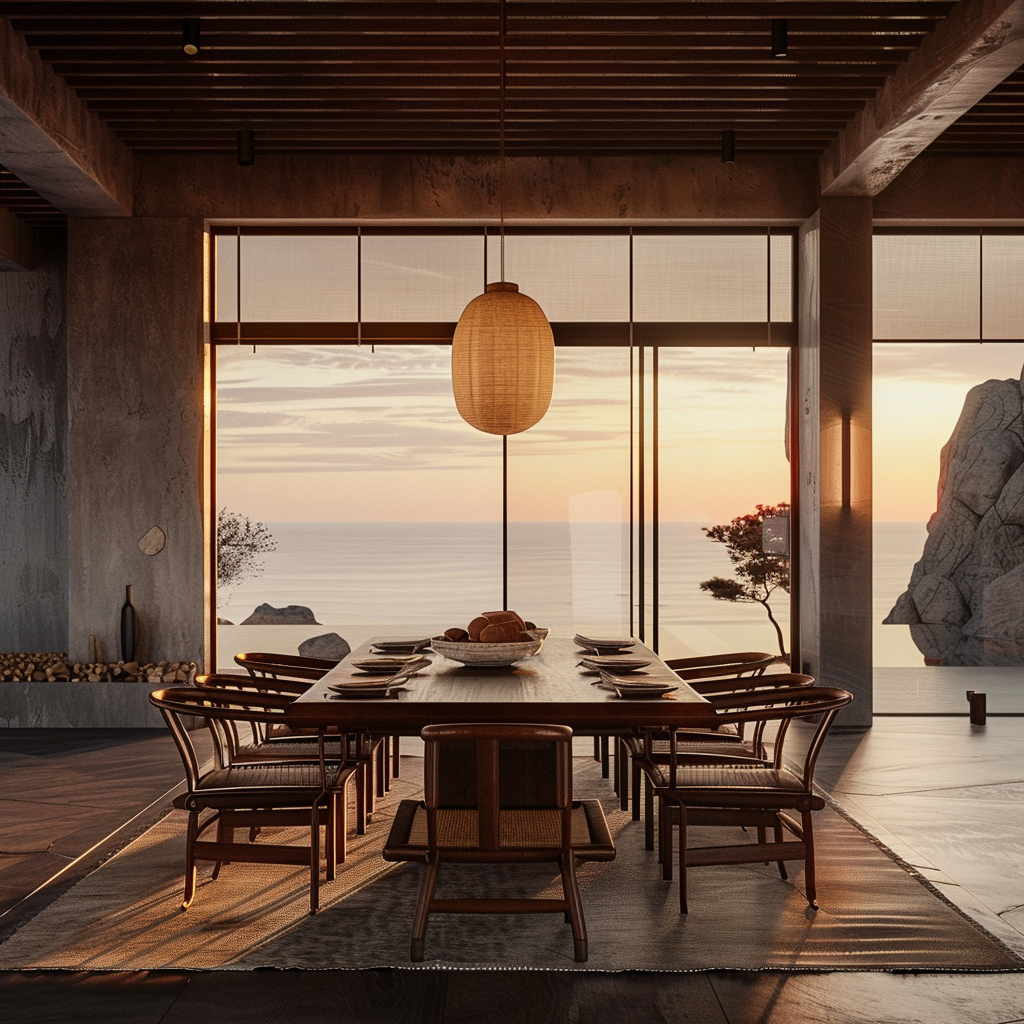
[236,650,402,791]
[383,723,615,963]
[149,686,358,914]
[195,672,379,839]
[640,685,853,912]
[665,651,778,681]
[628,672,817,850]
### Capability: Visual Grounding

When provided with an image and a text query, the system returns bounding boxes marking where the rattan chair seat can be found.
[399,803,601,849]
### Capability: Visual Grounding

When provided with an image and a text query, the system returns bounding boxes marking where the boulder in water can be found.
[241,603,320,626]
[299,632,351,661]
[886,368,1024,664]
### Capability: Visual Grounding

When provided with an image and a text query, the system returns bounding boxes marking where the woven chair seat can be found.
[670,765,806,793]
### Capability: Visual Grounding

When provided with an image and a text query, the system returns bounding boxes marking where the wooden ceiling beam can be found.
[821,0,1024,195]
[0,17,132,215]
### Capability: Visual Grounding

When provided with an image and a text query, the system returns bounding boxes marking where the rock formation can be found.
[885,367,1024,664]
[241,603,320,626]
[298,632,351,661]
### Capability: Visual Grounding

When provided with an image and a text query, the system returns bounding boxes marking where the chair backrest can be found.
[672,685,852,791]
[421,723,574,855]
[689,670,814,696]
[234,652,336,682]
[667,652,777,681]
[149,685,304,783]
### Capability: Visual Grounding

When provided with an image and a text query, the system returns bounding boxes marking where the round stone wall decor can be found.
[138,526,166,556]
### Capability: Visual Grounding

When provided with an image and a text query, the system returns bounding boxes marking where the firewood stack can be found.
[0,653,198,683]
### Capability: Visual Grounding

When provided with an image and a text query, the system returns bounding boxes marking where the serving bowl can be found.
[430,633,545,667]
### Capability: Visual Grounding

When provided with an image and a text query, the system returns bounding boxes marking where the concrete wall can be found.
[0,230,68,652]
[66,217,205,664]
[799,198,874,727]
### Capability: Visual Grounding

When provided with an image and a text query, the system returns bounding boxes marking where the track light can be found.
[771,19,788,58]
[182,18,200,56]
[721,129,736,164]
[237,129,255,166]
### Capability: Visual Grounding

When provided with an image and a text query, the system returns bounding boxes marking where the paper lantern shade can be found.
[452,281,555,435]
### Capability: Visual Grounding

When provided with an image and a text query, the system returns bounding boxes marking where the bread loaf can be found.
[479,620,522,644]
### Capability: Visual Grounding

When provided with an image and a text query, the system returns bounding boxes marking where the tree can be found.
[217,508,277,594]
[699,502,790,658]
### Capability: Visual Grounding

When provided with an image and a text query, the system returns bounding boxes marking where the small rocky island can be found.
[886,368,1024,665]
[240,603,320,625]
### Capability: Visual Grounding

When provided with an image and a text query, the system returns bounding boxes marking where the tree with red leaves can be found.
[699,503,790,658]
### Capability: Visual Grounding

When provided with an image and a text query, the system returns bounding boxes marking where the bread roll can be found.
[482,609,527,630]
[480,620,522,644]
[467,616,490,641]
[444,627,470,642]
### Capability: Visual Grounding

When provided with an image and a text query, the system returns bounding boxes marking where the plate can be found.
[578,655,652,673]
[430,634,544,667]
[574,633,635,645]
[371,638,432,654]
[328,686,405,700]
[351,656,429,674]
[611,684,677,699]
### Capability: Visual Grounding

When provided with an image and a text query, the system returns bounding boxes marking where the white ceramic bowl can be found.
[430,633,545,667]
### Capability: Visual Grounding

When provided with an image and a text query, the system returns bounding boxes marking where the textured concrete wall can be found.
[799,199,874,727]
[0,230,67,652]
[66,218,204,664]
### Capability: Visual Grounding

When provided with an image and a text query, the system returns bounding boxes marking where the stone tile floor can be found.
[0,702,1023,1023]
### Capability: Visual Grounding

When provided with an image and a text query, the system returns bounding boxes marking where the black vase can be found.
[120,584,137,662]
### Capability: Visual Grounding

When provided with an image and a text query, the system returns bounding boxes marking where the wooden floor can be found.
[0,728,1022,1024]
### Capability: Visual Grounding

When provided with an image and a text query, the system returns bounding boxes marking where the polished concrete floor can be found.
[0,701,1022,1023]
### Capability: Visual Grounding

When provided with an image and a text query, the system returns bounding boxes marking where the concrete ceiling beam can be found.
[0,18,132,217]
[820,0,1024,197]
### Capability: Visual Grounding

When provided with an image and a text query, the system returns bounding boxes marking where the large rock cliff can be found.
[885,368,1024,665]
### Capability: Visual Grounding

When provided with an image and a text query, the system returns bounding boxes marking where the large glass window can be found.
[211,227,795,667]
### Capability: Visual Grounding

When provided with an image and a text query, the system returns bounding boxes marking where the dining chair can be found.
[236,650,402,789]
[383,723,616,963]
[195,672,380,839]
[639,685,853,912]
[629,672,816,849]
[149,686,358,914]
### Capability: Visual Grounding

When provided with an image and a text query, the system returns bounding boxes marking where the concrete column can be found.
[66,218,205,665]
[0,230,68,652]
[798,197,873,727]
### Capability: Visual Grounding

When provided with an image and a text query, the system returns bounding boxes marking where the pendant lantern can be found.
[451,0,554,436]
[452,282,554,436]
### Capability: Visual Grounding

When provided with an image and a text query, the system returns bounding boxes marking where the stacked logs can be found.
[0,653,197,683]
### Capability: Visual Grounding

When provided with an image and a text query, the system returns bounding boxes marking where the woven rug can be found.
[0,757,1018,971]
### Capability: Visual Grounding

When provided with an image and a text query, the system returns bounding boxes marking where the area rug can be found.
[0,757,1018,971]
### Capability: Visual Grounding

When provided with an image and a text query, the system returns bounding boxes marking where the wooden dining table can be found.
[285,635,717,736]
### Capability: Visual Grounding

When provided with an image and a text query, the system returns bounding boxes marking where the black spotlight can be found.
[721,129,736,164]
[237,129,255,166]
[182,18,201,56]
[771,19,788,58]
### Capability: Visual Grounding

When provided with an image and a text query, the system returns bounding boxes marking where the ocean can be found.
[216,521,926,670]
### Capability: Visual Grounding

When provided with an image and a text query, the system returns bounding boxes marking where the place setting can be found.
[595,668,679,699]
[574,633,637,656]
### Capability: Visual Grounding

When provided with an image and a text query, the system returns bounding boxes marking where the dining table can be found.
[285,635,717,737]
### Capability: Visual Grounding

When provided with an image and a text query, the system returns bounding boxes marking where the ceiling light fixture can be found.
[451,0,554,436]
[721,129,736,164]
[182,18,201,56]
[771,19,788,58]
[237,129,255,166]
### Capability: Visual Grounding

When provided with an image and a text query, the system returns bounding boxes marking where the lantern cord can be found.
[499,0,505,283]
